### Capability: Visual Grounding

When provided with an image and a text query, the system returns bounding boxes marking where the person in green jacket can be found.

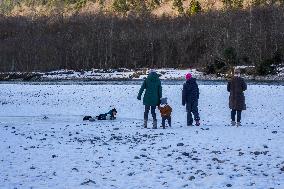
[137,70,162,129]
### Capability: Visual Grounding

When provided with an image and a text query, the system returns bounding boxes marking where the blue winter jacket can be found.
[182,78,199,105]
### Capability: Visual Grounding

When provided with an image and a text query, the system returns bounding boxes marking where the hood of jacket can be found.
[147,72,160,82]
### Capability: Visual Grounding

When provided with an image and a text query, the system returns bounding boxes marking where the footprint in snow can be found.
[81,179,96,185]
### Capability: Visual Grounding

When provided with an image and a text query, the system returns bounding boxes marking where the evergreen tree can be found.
[113,0,129,14]
[186,0,201,16]
[251,0,267,6]
[99,0,105,10]
[148,0,160,10]
[223,47,238,72]
[0,0,15,14]
[75,0,88,10]
[128,0,148,14]
[222,0,243,9]
[172,0,184,14]
[233,0,243,8]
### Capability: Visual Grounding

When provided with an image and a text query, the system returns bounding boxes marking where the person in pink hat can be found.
[182,73,200,126]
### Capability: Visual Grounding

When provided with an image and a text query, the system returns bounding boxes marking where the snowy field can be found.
[0,83,284,189]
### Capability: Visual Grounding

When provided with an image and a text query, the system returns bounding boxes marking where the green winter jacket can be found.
[137,72,162,106]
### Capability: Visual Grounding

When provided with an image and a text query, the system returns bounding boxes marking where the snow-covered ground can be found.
[0,84,284,188]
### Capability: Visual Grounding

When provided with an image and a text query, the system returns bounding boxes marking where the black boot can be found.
[144,119,148,128]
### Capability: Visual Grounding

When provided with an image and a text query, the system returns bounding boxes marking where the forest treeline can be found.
[0,6,284,75]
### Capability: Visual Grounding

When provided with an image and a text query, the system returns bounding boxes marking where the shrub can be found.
[256,58,276,75]
[223,47,238,66]
[273,50,283,65]
[204,57,229,75]
[255,51,283,75]
[204,63,215,74]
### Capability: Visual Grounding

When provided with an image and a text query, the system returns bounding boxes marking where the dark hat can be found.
[160,98,168,105]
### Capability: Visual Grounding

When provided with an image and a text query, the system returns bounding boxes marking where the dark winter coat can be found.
[227,76,247,110]
[137,72,162,106]
[182,78,199,106]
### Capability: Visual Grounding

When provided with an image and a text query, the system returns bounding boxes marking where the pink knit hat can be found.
[185,73,192,80]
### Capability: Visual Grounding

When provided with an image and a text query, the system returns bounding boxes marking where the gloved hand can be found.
[137,96,141,100]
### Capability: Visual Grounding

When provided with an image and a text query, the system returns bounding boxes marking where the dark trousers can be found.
[186,101,200,126]
[162,116,171,128]
[231,110,242,122]
[144,105,156,121]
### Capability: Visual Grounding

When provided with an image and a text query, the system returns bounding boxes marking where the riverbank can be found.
[1,68,284,82]
[1,79,284,86]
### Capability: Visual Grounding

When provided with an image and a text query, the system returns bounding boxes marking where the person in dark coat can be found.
[182,73,200,126]
[137,70,162,129]
[227,69,247,126]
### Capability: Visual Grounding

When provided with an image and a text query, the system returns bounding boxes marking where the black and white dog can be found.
[83,108,118,121]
